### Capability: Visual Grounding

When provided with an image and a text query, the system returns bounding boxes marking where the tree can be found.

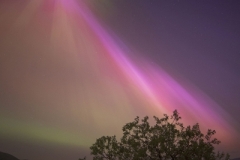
[87,110,230,160]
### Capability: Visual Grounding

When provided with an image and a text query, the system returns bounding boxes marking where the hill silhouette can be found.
[0,151,19,160]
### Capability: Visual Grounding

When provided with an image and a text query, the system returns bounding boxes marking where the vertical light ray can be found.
[14,0,42,28]
[50,1,76,51]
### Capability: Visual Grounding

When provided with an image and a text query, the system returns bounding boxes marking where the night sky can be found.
[0,0,240,160]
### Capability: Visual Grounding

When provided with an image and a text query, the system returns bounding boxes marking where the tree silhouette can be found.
[85,110,230,160]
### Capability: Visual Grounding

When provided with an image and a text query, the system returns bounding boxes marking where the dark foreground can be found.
[0,151,239,160]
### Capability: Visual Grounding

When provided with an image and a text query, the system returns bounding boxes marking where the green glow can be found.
[0,116,92,147]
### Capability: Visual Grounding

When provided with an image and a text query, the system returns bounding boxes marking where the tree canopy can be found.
[82,110,230,160]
